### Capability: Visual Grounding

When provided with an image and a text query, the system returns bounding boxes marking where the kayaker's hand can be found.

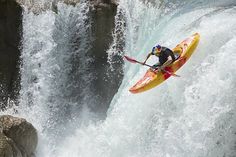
[151,65,156,69]
[152,65,161,69]
[155,66,163,72]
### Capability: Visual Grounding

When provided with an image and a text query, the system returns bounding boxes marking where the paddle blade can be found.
[124,55,138,63]
[171,73,181,77]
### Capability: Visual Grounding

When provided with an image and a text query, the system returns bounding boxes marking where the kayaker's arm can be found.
[143,53,152,64]
[160,56,173,69]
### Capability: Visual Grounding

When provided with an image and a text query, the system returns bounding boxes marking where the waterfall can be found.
[17,1,98,155]
[1,0,236,157]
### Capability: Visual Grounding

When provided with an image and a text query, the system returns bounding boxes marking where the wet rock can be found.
[0,0,22,109]
[90,0,123,113]
[16,0,118,14]
[92,0,118,11]
[0,132,23,157]
[0,132,14,157]
[0,115,38,157]
[0,0,121,115]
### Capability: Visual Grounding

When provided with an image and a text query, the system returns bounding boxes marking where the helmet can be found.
[152,44,162,54]
[156,44,161,50]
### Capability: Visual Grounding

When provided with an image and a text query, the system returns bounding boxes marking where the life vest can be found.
[152,47,175,65]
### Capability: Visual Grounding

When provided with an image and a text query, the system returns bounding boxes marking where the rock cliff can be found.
[0,0,22,109]
[0,0,122,111]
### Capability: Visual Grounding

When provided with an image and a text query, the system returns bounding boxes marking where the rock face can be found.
[91,0,123,112]
[16,0,118,13]
[0,0,22,109]
[0,115,38,157]
[0,132,15,157]
[92,0,118,9]
[0,0,123,113]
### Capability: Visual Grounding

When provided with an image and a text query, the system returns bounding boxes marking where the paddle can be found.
[124,55,153,68]
[124,55,180,77]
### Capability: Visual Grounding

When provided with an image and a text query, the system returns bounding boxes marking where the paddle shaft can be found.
[139,62,179,77]
[136,61,153,68]
[124,55,180,77]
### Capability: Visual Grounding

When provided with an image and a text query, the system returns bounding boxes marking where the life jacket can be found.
[152,47,175,65]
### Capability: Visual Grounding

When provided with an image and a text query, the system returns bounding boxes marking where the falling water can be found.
[1,0,236,157]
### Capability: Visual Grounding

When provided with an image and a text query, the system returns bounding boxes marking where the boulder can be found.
[0,132,14,157]
[0,115,38,157]
[0,132,23,157]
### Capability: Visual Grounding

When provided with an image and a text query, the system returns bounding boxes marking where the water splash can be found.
[1,0,236,157]
[16,1,97,156]
[54,1,236,157]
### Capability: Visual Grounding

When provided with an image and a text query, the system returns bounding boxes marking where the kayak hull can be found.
[129,33,200,94]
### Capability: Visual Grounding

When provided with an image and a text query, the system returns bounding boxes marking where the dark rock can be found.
[90,0,123,113]
[92,0,118,11]
[0,0,22,109]
[0,132,14,157]
[0,0,122,115]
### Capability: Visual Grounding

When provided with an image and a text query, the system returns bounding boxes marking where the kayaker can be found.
[142,44,178,71]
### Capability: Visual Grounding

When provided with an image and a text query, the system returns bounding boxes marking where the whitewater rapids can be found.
[1,0,236,157]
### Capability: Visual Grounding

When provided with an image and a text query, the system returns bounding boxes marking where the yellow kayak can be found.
[129,33,200,94]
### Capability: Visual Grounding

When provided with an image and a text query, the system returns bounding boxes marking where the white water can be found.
[5,1,99,156]
[2,0,236,157]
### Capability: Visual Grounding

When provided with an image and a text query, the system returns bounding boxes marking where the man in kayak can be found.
[142,44,178,71]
